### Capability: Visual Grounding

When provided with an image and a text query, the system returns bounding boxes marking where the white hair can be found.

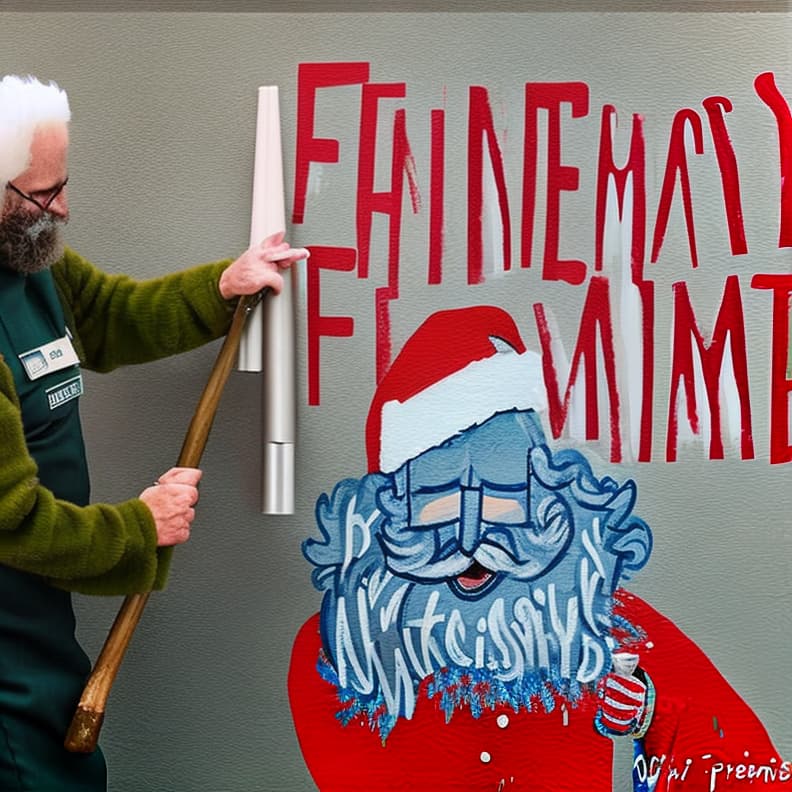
[0,75,71,185]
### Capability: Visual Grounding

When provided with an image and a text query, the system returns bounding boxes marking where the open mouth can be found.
[453,561,496,595]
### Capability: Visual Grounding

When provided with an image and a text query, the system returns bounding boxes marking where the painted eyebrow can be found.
[412,481,461,495]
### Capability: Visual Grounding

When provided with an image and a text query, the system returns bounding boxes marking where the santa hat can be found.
[365,305,546,474]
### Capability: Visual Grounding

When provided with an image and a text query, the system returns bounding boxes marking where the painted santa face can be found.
[381,410,572,596]
[304,410,652,733]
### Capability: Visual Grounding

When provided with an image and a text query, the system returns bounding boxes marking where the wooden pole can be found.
[64,291,263,753]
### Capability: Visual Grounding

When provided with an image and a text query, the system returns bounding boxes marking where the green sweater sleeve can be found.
[0,249,237,595]
[52,247,236,372]
[0,355,162,594]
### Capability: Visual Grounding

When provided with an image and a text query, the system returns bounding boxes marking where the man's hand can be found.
[218,231,309,300]
[139,467,202,547]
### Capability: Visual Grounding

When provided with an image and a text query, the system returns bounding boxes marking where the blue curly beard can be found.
[303,410,651,739]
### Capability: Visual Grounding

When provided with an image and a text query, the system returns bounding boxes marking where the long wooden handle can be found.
[64,291,264,753]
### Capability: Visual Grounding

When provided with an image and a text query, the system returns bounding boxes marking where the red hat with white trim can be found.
[365,305,546,474]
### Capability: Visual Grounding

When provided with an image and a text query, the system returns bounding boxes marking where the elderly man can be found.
[0,74,307,790]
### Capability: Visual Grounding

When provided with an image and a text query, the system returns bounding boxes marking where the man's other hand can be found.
[218,231,309,299]
[139,467,203,547]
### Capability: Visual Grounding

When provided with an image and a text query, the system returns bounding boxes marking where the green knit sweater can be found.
[0,247,235,595]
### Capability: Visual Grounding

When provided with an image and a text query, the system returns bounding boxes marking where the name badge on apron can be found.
[18,334,80,381]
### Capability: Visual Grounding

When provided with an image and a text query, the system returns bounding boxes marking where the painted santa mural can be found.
[288,305,789,791]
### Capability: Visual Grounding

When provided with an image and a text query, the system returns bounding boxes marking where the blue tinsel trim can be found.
[318,653,591,742]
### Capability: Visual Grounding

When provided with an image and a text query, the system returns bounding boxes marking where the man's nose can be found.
[459,487,483,554]
[46,189,68,219]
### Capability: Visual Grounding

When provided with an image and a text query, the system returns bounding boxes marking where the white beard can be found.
[307,475,629,735]
[0,206,65,274]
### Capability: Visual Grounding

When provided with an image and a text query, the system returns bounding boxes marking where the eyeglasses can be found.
[5,177,69,212]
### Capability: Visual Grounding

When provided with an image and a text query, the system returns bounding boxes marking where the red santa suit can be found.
[289,590,788,791]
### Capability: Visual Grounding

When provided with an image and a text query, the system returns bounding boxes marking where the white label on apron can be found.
[19,335,80,381]
[46,373,84,410]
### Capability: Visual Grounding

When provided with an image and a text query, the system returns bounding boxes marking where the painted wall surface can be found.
[0,7,790,791]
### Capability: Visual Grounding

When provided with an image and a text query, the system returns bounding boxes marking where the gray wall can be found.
[1,7,789,791]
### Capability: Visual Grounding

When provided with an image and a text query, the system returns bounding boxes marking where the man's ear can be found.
[602,480,653,581]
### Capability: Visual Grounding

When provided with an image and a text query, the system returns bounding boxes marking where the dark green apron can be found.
[0,267,106,791]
